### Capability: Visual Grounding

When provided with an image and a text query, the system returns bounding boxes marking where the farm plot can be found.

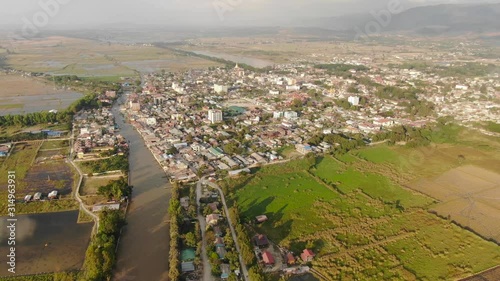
[410,165,500,243]
[233,157,500,281]
[24,161,77,196]
[312,156,433,209]
[460,265,500,281]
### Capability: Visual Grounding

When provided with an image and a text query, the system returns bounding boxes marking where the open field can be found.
[411,165,500,243]
[24,161,77,196]
[312,156,433,208]
[232,143,500,280]
[0,141,79,215]
[460,265,500,281]
[81,174,122,196]
[39,139,69,150]
[178,36,498,66]
[0,36,223,80]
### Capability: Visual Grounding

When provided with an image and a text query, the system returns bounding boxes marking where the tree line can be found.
[83,209,126,281]
[97,177,132,201]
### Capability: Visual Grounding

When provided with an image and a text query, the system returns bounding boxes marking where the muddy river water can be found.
[112,94,171,281]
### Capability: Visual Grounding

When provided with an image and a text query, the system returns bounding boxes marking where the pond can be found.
[0,210,92,276]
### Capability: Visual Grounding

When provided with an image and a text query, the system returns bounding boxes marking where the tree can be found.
[248,267,265,281]
[184,232,197,248]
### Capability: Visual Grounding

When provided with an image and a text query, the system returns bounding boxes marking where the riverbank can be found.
[111,93,171,281]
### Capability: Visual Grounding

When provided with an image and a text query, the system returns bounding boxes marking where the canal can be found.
[112,94,171,281]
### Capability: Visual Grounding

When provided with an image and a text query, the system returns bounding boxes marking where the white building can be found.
[172,82,185,94]
[146,118,157,126]
[214,84,229,94]
[208,110,223,124]
[284,111,298,119]
[348,96,360,106]
[269,90,280,95]
[273,112,284,119]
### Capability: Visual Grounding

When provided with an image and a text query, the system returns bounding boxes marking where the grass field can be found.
[312,156,433,208]
[39,140,69,150]
[231,141,500,280]
[81,175,122,196]
[354,145,400,164]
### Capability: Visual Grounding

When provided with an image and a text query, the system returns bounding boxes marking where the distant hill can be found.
[299,3,500,37]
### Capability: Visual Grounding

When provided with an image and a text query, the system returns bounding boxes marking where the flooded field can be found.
[25,161,76,196]
[123,57,221,74]
[0,74,83,116]
[0,92,83,116]
[112,94,171,281]
[192,50,274,68]
[0,211,92,276]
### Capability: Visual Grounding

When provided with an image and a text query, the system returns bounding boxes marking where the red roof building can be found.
[262,251,275,265]
[301,249,315,262]
[286,253,296,265]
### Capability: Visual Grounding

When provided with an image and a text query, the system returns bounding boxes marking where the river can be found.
[192,50,274,68]
[112,94,171,281]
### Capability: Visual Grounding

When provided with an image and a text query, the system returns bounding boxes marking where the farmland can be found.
[0,36,223,81]
[0,73,83,115]
[0,140,79,215]
[231,141,500,280]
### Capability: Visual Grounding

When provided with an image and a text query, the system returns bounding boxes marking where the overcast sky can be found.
[0,0,498,29]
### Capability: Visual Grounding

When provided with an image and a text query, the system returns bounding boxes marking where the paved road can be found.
[68,127,99,233]
[200,178,249,281]
[196,180,215,281]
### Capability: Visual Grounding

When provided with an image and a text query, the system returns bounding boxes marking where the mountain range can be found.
[298,3,500,37]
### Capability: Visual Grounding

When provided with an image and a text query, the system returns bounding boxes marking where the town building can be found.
[208,110,223,124]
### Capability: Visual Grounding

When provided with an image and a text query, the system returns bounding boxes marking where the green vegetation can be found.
[83,209,125,281]
[436,63,498,78]
[168,182,182,281]
[484,121,500,133]
[0,142,40,187]
[226,145,500,280]
[355,146,400,164]
[313,156,432,208]
[314,64,368,76]
[0,104,23,109]
[40,140,69,150]
[0,271,81,281]
[97,177,131,201]
[1,200,79,216]
[81,155,129,174]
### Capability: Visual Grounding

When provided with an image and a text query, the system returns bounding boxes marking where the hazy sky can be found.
[0,0,498,29]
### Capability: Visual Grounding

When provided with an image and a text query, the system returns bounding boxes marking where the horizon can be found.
[0,0,499,32]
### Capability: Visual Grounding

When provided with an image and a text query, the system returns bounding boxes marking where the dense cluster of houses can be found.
[73,108,128,159]
[122,59,498,181]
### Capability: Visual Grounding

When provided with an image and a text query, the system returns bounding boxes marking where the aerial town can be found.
[117,62,499,183]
